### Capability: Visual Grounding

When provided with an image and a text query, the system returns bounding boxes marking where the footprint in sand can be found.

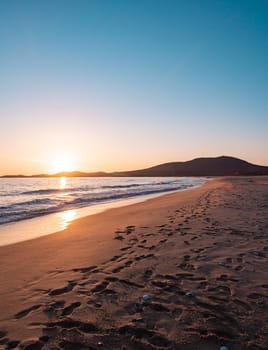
[15,304,42,319]
[0,331,7,340]
[232,298,252,312]
[45,318,98,334]
[43,300,66,317]
[118,279,143,288]
[111,259,134,273]
[49,281,77,296]
[72,265,97,273]
[247,292,265,300]
[134,253,154,262]
[61,301,81,316]
[91,281,109,293]
[144,269,153,279]
[120,246,132,251]
[110,254,123,262]
[5,340,21,349]
[125,225,136,235]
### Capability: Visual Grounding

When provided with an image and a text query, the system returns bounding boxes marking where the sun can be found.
[50,154,76,174]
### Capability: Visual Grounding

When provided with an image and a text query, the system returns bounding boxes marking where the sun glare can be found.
[60,176,67,189]
[50,154,76,174]
[59,209,77,230]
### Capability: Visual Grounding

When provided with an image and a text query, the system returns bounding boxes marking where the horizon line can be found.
[1,155,268,177]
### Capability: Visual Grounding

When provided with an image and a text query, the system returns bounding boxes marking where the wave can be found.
[20,184,142,195]
[0,177,206,225]
[0,184,193,225]
[100,180,179,189]
[19,180,181,196]
[0,198,56,211]
[21,188,69,195]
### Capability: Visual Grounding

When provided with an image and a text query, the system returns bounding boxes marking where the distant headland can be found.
[1,156,268,178]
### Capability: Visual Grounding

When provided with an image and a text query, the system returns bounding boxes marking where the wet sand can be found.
[0,177,268,350]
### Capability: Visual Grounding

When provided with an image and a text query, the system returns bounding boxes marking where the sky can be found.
[0,0,267,175]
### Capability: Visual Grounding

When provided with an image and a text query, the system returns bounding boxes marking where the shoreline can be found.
[0,180,208,247]
[0,176,268,349]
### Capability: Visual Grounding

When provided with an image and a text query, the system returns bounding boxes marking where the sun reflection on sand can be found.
[59,209,77,230]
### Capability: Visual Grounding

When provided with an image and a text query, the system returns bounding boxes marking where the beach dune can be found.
[0,177,268,349]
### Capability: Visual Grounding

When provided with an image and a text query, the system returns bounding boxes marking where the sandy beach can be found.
[0,176,268,350]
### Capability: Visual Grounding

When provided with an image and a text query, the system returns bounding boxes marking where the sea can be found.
[0,177,206,246]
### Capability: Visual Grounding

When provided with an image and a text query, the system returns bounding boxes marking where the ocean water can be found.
[0,177,206,225]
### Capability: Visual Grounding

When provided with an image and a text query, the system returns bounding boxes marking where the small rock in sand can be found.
[135,303,143,311]
[252,251,264,257]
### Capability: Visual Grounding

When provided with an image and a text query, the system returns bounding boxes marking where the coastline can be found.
[0,179,207,247]
[0,176,268,349]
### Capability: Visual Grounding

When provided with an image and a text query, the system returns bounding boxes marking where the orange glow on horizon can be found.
[49,153,76,174]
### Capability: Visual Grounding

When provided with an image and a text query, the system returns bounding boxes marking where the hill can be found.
[1,156,268,177]
[112,156,268,177]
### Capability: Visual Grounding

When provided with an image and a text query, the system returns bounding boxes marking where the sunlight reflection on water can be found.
[59,209,77,230]
[60,176,67,189]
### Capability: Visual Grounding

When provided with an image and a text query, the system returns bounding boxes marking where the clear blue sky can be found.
[0,0,267,174]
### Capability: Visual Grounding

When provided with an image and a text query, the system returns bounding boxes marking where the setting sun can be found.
[50,154,76,174]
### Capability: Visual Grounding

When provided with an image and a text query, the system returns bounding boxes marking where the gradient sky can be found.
[0,0,267,175]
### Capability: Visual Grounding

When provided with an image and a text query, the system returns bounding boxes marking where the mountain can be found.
[1,156,268,178]
[112,156,268,177]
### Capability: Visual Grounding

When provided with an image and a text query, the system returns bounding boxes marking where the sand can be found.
[0,177,267,350]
